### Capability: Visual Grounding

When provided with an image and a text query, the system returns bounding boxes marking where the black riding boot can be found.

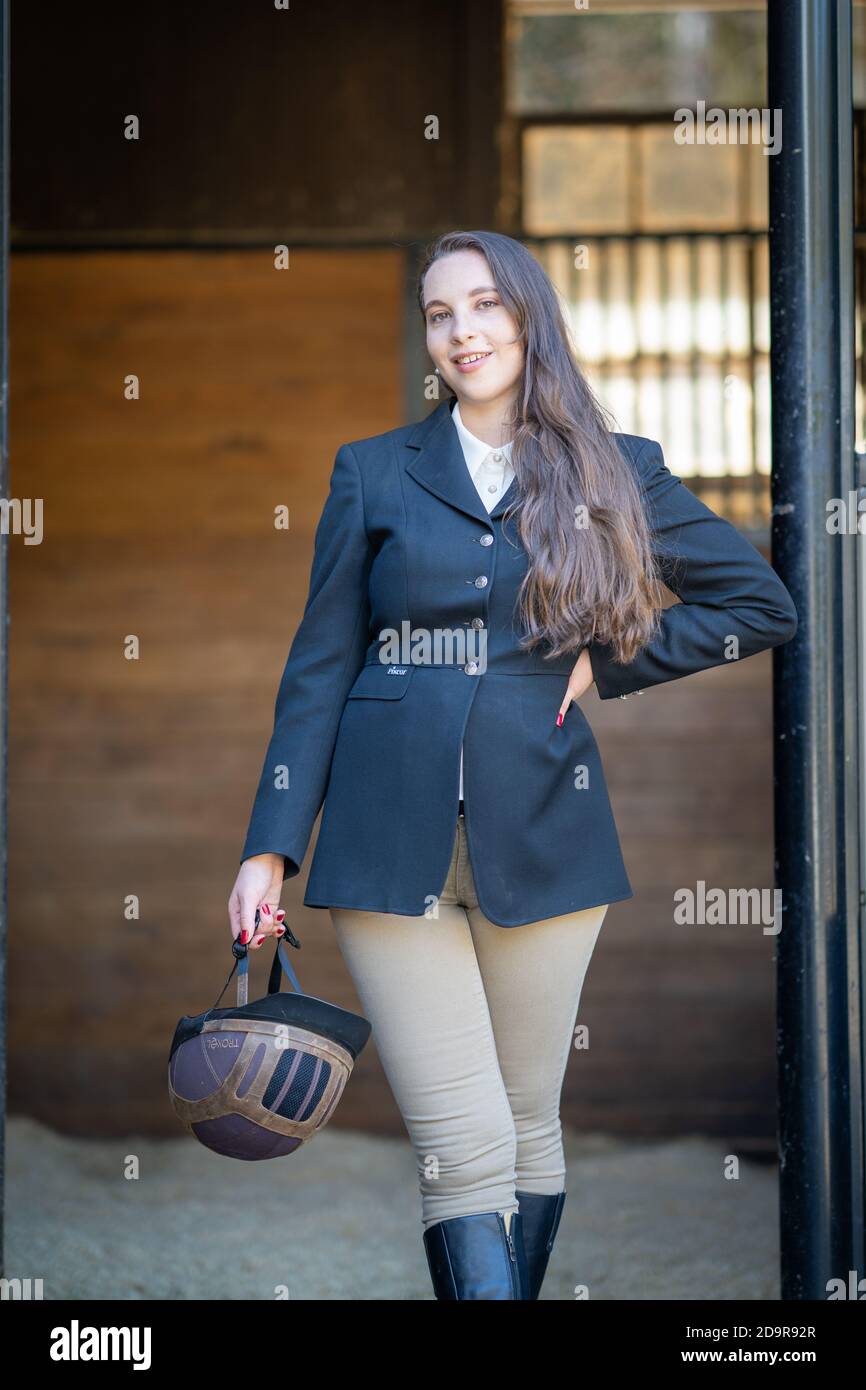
[423,1209,529,1300]
[514,1190,566,1300]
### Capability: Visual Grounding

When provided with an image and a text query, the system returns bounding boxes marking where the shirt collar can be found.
[450,398,514,470]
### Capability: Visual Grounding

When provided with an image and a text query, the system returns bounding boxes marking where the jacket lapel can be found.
[404,395,518,525]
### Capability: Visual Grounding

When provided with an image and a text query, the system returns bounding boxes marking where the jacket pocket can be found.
[345,661,416,700]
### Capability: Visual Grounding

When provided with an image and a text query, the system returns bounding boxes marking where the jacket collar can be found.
[403,395,519,525]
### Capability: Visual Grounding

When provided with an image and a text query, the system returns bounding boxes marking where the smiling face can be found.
[422,248,524,411]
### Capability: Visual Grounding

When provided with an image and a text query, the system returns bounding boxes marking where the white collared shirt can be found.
[450,400,515,800]
[452,398,515,508]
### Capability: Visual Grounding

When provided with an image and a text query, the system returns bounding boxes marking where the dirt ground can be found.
[4,1115,779,1300]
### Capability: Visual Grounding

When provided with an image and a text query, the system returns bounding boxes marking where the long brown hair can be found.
[417,230,666,666]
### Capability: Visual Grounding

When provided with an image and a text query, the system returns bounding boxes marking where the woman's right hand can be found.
[228,853,287,950]
[556,648,595,726]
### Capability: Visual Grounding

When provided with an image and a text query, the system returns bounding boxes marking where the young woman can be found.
[227,230,799,1301]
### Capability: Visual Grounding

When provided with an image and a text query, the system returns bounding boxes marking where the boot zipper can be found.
[500,1213,518,1296]
[499,1211,518,1264]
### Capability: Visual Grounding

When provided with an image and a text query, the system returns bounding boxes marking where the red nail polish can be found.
[239,930,247,945]
[556,712,563,727]
[262,904,271,915]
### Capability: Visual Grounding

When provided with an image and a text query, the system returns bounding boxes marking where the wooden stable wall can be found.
[6,247,403,1131]
[8,247,781,1146]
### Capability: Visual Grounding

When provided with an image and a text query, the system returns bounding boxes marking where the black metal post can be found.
[769,0,864,1300]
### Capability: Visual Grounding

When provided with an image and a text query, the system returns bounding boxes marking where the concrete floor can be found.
[4,1115,779,1300]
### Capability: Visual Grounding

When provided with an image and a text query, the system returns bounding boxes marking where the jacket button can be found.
[479,534,493,546]
[474,575,488,588]
[471,618,484,629]
[464,661,479,675]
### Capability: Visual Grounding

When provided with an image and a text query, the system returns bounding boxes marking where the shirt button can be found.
[479,534,493,546]
[464,661,479,675]
[487,484,498,493]
[492,452,502,461]
[474,575,488,588]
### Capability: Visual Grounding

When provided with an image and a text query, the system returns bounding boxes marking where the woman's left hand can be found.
[556,648,594,726]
